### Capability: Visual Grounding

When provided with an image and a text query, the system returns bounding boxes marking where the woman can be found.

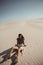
[9,34,26,57]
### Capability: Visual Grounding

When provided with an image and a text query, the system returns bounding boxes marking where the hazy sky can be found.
[0,0,43,23]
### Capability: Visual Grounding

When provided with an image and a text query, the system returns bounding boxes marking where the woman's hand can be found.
[24,44,26,47]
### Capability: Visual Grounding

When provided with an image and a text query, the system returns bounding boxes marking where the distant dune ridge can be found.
[0,18,43,65]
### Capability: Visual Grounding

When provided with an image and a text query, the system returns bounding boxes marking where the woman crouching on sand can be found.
[9,33,26,57]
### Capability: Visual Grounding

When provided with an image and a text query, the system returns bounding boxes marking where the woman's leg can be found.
[19,47,24,54]
[9,46,18,57]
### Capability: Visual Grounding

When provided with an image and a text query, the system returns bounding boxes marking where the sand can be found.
[0,18,43,65]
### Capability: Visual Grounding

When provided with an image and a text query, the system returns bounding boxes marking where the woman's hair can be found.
[22,35,24,38]
[18,34,22,38]
[18,33,24,39]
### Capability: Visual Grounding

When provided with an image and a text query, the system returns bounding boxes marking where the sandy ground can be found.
[0,18,43,65]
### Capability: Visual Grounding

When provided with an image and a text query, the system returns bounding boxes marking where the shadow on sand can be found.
[0,48,18,65]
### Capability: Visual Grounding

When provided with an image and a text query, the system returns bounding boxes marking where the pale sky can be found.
[0,0,43,23]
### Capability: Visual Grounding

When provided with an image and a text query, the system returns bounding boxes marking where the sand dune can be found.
[0,18,43,65]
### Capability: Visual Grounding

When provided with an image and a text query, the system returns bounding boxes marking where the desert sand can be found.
[0,18,43,65]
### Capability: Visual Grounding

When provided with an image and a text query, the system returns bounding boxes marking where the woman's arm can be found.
[22,37,26,46]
